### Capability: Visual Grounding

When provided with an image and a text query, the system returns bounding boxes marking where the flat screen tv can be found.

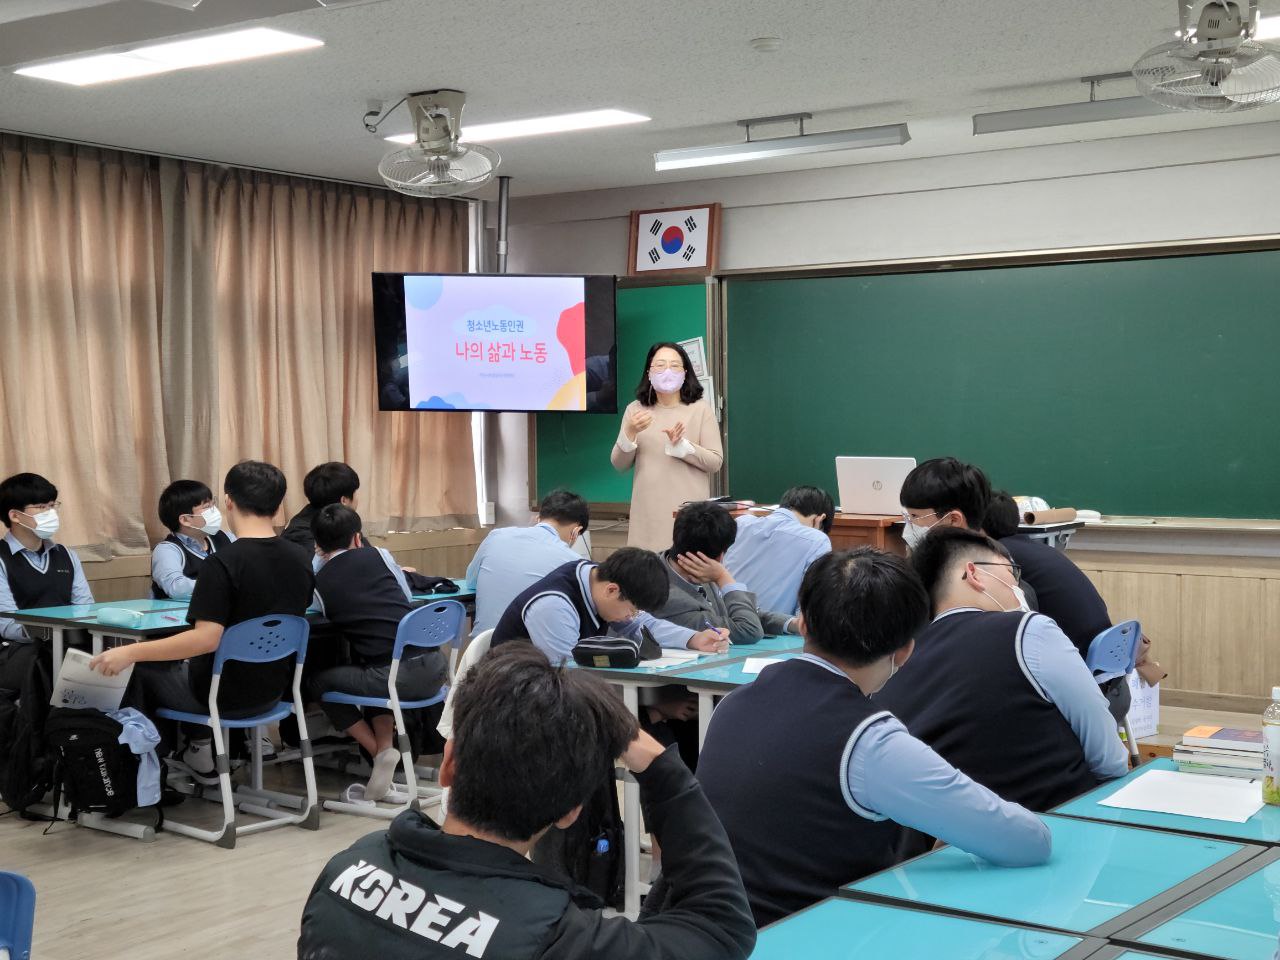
[372,272,618,413]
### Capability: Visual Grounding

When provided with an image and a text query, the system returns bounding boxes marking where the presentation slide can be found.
[403,274,589,411]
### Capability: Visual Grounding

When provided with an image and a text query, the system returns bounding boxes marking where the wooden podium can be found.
[829,513,906,556]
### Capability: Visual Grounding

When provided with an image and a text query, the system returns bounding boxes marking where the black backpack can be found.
[531,761,625,908]
[0,645,56,815]
[44,707,140,817]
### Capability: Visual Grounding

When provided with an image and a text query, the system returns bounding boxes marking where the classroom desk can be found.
[1055,759,1280,846]
[411,579,475,606]
[750,897,1105,960]
[1113,847,1280,960]
[829,513,906,556]
[3,598,188,668]
[841,814,1261,938]
[662,646,803,745]
[1018,521,1085,551]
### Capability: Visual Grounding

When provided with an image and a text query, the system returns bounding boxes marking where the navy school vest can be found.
[151,531,233,599]
[490,560,602,648]
[0,539,75,610]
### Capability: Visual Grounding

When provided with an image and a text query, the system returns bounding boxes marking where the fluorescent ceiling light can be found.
[385,108,650,144]
[973,96,1170,135]
[14,27,322,86]
[653,123,911,171]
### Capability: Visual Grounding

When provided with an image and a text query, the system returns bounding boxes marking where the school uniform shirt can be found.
[875,608,1130,811]
[722,509,831,615]
[299,746,756,960]
[185,536,314,713]
[697,653,1051,927]
[465,523,580,637]
[648,556,796,647]
[312,546,413,666]
[491,559,695,665]
[0,532,94,641]
[150,531,236,600]
[1000,534,1113,658]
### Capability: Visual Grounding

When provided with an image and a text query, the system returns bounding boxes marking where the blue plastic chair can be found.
[1086,619,1142,764]
[157,615,318,847]
[322,600,464,819]
[0,872,34,960]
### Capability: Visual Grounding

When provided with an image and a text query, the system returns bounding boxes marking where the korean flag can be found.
[634,206,712,272]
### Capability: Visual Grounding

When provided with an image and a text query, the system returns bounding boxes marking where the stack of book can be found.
[1174,725,1264,779]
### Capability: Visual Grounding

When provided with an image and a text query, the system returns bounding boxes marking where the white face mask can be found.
[900,512,938,551]
[20,508,60,541]
[196,506,222,537]
[980,567,1031,614]
[873,653,901,695]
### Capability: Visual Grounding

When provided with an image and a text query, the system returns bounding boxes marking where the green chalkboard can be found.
[726,250,1280,518]
[536,283,706,503]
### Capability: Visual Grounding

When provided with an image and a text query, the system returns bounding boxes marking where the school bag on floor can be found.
[45,707,147,817]
[0,647,55,815]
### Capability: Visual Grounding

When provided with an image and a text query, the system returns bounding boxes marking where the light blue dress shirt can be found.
[794,652,1052,866]
[933,607,1130,782]
[467,523,581,637]
[311,546,412,616]
[150,531,237,601]
[723,509,831,614]
[520,561,693,665]
[0,531,94,641]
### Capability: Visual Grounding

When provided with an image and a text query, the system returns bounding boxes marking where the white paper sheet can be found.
[1099,768,1264,823]
[50,648,133,712]
[741,657,783,675]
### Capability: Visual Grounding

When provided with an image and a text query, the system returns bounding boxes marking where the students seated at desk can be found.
[490,549,729,665]
[722,485,833,614]
[307,504,447,803]
[651,502,798,645]
[875,527,1129,813]
[466,489,588,637]
[299,645,756,960]
[0,472,94,689]
[899,456,991,547]
[696,547,1050,928]
[282,461,360,556]
[151,479,235,600]
[91,461,313,781]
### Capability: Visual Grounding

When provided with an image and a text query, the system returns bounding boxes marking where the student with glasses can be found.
[611,341,723,550]
[875,526,1128,817]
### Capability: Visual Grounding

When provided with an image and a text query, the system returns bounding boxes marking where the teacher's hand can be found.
[624,409,654,442]
[662,421,686,445]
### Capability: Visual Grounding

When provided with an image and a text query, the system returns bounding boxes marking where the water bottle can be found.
[1264,686,1280,806]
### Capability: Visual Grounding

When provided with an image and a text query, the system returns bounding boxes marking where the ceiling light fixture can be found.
[383,108,650,144]
[14,27,322,86]
[972,73,1171,135]
[653,112,911,172]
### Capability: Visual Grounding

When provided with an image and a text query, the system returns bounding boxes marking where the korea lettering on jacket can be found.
[328,860,498,957]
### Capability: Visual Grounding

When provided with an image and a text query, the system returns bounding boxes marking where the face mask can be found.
[21,508,59,541]
[980,568,1031,614]
[196,506,222,537]
[901,519,935,551]
[873,653,900,695]
[648,369,685,393]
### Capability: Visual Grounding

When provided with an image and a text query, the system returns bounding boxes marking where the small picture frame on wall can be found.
[628,203,721,277]
[678,336,708,378]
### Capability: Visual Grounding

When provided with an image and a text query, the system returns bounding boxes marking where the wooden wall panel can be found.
[1177,576,1264,700]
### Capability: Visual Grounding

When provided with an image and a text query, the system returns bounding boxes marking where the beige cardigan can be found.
[611,399,723,550]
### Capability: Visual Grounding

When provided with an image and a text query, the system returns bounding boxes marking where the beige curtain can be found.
[0,133,474,557]
[0,135,168,559]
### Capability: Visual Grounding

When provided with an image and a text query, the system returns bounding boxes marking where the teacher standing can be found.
[611,341,723,549]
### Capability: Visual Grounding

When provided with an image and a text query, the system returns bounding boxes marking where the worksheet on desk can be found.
[1099,768,1264,822]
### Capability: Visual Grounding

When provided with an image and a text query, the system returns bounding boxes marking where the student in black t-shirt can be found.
[92,460,313,782]
[306,504,447,803]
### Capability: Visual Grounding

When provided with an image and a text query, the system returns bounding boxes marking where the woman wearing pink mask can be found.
[611,342,724,549]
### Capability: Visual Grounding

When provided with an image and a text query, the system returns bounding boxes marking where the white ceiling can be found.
[0,0,1276,197]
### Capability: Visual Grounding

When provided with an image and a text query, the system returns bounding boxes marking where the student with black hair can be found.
[466,489,589,637]
[651,501,798,646]
[151,479,236,600]
[299,644,756,960]
[282,461,360,555]
[91,461,313,781]
[876,526,1128,814]
[723,485,833,615]
[611,341,723,550]
[308,504,447,803]
[0,472,93,689]
[697,547,1050,928]
[491,547,731,664]
[899,456,992,550]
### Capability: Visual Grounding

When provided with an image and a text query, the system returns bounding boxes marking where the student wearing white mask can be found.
[0,472,94,688]
[875,526,1128,817]
[151,479,237,600]
[899,457,992,550]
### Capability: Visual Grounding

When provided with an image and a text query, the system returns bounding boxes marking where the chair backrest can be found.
[393,600,466,662]
[0,871,35,960]
[211,615,310,674]
[1085,619,1142,684]
[437,629,493,740]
